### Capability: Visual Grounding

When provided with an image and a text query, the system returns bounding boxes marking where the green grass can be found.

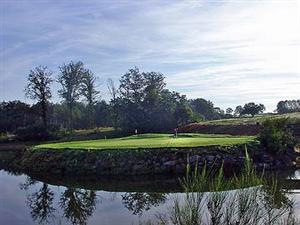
[35,133,255,150]
[199,112,300,125]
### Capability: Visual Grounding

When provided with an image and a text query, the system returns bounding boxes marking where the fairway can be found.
[36,133,255,150]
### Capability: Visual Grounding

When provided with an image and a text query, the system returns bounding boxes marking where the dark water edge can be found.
[1,168,300,225]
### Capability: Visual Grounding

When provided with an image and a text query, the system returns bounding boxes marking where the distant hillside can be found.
[179,112,300,136]
[197,112,300,125]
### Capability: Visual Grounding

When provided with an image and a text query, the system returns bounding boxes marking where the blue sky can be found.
[1,0,299,111]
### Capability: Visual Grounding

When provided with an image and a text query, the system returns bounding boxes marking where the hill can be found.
[179,112,300,136]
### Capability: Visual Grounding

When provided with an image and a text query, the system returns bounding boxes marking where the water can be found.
[0,169,300,225]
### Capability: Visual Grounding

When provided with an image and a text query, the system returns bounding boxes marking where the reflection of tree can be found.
[27,183,55,224]
[19,177,38,191]
[59,188,96,225]
[122,192,167,215]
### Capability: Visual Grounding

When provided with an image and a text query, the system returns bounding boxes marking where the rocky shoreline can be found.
[0,143,299,176]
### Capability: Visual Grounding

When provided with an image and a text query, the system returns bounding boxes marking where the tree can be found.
[258,118,296,155]
[94,100,113,127]
[107,78,118,102]
[234,105,243,117]
[142,71,167,130]
[58,61,86,130]
[0,101,35,132]
[143,71,166,105]
[226,107,233,115]
[81,70,100,128]
[277,100,300,114]
[174,96,194,126]
[240,102,265,117]
[116,67,192,132]
[213,107,225,119]
[107,78,118,128]
[119,67,146,104]
[189,98,223,120]
[25,66,53,127]
[117,67,147,132]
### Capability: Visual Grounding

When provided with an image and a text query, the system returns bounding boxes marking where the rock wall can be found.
[0,144,297,176]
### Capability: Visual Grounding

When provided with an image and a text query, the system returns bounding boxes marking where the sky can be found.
[0,0,299,111]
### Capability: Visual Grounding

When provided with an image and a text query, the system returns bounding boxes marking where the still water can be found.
[0,169,300,225]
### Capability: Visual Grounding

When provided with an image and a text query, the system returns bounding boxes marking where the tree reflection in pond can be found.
[25,182,56,224]
[122,192,167,215]
[59,188,97,225]
[15,169,299,225]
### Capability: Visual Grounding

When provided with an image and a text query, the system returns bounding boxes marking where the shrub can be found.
[15,124,59,141]
[258,118,296,155]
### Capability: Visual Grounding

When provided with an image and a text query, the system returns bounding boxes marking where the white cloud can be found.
[0,0,299,111]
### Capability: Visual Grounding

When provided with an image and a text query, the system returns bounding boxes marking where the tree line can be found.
[1,60,298,136]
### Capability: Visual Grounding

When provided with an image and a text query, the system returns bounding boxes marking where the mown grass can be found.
[199,112,300,125]
[35,133,255,150]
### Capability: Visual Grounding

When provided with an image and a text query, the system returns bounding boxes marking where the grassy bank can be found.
[199,112,300,125]
[35,133,255,150]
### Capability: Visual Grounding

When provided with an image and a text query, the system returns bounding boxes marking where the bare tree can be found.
[107,78,117,101]
[25,66,53,127]
[107,78,118,128]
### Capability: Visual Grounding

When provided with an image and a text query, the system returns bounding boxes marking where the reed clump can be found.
[147,147,298,225]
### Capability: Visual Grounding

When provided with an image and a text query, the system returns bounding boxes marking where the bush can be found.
[258,118,296,155]
[15,124,59,141]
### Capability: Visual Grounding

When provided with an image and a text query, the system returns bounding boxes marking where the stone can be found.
[163,160,177,166]
[189,155,199,163]
[206,155,215,161]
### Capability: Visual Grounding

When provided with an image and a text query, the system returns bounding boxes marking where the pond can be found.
[0,169,299,225]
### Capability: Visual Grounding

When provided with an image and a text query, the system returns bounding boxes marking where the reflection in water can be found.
[20,177,97,225]
[148,189,299,225]
[121,192,167,215]
[27,183,56,224]
[2,169,298,225]
[20,178,56,224]
[147,173,300,225]
[59,188,96,225]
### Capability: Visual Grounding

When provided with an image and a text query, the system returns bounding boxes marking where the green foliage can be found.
[182,148,263,193]
[277,99,300,114]
[116,67,194,132]
[189,98,224,120]
[240,102,265,117]
[25,66,53,127]
[0,101,36,133]
[81,70,100,128]
[15,124,59,141]
[258,118,296,154]
[149,149,298,225]
[58,61,88,129]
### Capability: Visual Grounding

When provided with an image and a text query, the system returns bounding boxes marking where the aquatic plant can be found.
[146,148,298,225]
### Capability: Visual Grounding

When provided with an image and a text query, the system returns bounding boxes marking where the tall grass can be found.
[146,147,298,225]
